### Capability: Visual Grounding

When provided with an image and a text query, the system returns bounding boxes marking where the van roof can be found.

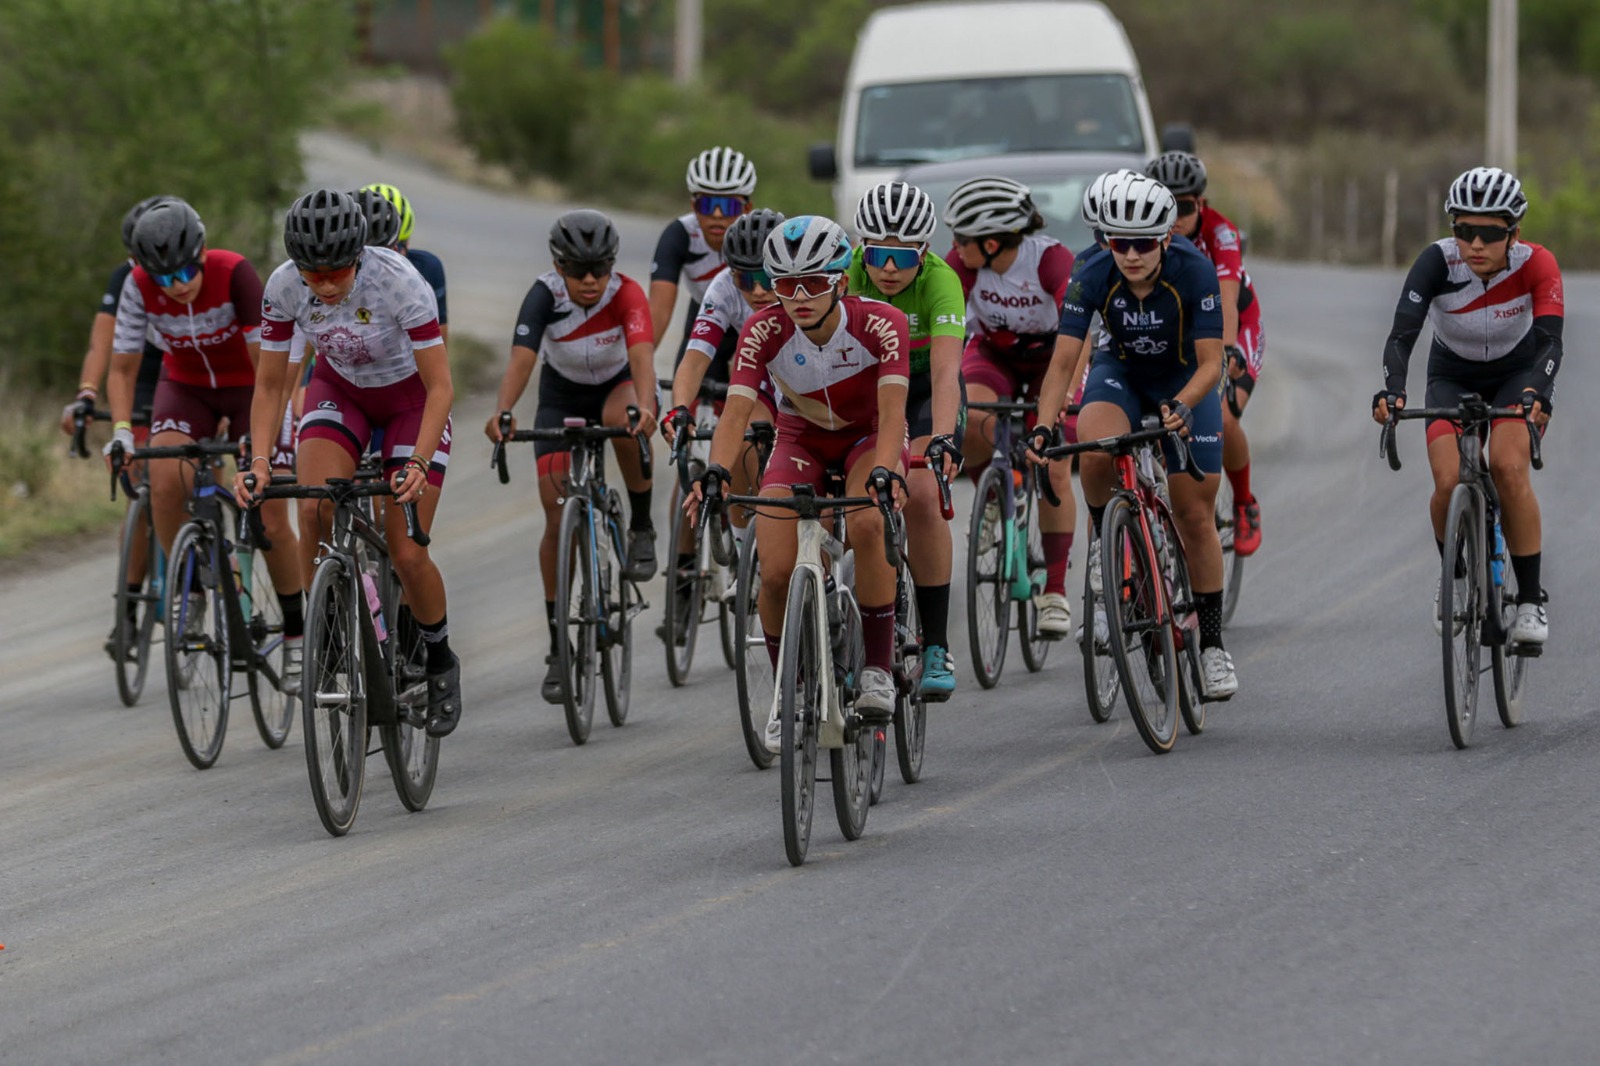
[853,0,1140,85]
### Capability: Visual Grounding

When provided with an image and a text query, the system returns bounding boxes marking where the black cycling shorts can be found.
[906,372,968,442]
[534,364,634,459]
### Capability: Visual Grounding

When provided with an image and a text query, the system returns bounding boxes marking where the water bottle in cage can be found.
[362,571,388,644]
[1490,515,1506,588]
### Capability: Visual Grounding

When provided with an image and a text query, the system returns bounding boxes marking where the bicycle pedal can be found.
[1511,643,1543,659]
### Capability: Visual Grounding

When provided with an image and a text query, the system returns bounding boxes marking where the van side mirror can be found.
[808,143,838,181]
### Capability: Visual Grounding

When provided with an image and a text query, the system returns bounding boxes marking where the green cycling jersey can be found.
[846,247,966,376]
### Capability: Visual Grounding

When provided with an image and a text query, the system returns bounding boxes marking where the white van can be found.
[809,0,1162,223]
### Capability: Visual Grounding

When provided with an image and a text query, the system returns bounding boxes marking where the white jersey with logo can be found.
[685,270,755,360]
[260,246,442,389]
[965,234,1070,335]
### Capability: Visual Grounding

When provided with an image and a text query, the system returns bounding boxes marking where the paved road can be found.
[5,137,1600,1064]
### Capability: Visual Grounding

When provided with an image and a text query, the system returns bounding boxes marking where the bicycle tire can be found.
[601,493,634,728]
[1158,508,1206,737]
[240,534,293,749]
[1491,543,1527,729]
[734,533,775,770]
[1102,499,1178,754]
[1080,542,1120,723]
[966,465,1009,689]
[165,522,231,769]
[719,594,737,672]
[894,559,927,784]
[303,556,366,836]
[662,478,702,687]
[1441,486,1482,749]
[830,619,873,843]
[867,727,888,806]
[555,495,598,745]
[113,490,160,707]
[1214,475,1244,627]
[1018,484,1053,672]
[381,602,438,811]
[781,567,822,866]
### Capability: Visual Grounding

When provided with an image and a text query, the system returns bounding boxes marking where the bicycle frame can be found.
[967,400,1045,599]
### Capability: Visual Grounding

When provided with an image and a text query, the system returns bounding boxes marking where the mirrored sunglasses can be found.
[693,195,747,218]
[152,262,202,287]
[1451,222,1513,244]
[732,268,772,292]
[772,273,840,300]
[1108,236,1162,255]
[862,244,924,270]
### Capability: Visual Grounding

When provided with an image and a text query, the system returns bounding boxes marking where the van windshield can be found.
[854,74,1143,167]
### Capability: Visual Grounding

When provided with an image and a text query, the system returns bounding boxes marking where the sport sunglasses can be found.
[1107,236,1163,255]
[693,194,748,217]
[557,257,616,279]
[151,262,202,287]
[732,268,772,292]
[862,244,924,270]
[772,273,841,300]
[1451,221,1513,244]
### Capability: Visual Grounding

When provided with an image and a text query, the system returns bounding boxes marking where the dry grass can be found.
[0,409,123,559]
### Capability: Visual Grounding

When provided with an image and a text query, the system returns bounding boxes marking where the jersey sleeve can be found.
[259,261,301,352]
[650,220,692,284]
[1192,264,1225,341]
[1381,244,1449,393]
[1057,270,1099,342]
[1038,243,1076,307]
[1205,215,1246,283]
[101,263,131,317]
[925,259,968,339]
[390,261,443,351]
[229,259,264,341]
[511,281,556,352]
[615,278,654,347]
[728,309,783,399]
[943,249,978,297]
[686,280,738,359]
[862,304,910,388]
[1525,245,1564,319]
[112,273,150,354]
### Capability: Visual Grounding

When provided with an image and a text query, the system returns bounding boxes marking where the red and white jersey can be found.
[685,270,756,360]
[1423,238,1563,362]
[512,271,653,385]
[1189,206,1260,320]
[650,213,725,304]
[948,234,1074,339]
[260,247,442,389]
[114,249,262,389]
[729,296,910,433]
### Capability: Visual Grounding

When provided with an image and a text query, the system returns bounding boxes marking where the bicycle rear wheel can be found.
[893,559,927,784]
[381,602,438,811]
[240,534,292,749]
[1491,550,1527,729]
[1215,475,1244,627]
[780,567,822,866]
[734,533,775,770]
[165,522,231,769]
[1158,509,1205,737]
[662,479,703,687]
[303,556,367,836]
[1102,499,1178,754]
[600,497,635,728]
[966,465,1009,688]
[1018,486,1052,672]
[555,495,598,745]
[1080,542,1120,723]
[1441,487,1483,749]
[113,490,161,707]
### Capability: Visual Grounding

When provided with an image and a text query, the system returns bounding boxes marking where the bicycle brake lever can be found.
[1527,416,1544,471]
[494,412,513,483]
[402,500,431,547]
[1381,417,1402,472]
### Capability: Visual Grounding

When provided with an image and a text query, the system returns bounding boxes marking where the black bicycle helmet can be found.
[352,188,403,248]
[1145,151,1208,197]
[283,189,368,271]
[129,200,206,275]
[721,209,786,271]
[549,209,620,262]
[121,195,183,254]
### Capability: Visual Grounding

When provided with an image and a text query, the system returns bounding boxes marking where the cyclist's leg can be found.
[1163,386,1225,593]
[1422,372,1471,545]
[1076,362,1138,513]
[296,369,371,579]
[729,393,776,529]
[1026,371,1077,600]
[603,373,657,580]
[959,339,1013,471]
[1489,372,1544,621]
[905,379,958,688]
[844,437,905,658]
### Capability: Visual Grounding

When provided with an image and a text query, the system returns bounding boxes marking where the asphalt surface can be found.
[5,135,1600,1064]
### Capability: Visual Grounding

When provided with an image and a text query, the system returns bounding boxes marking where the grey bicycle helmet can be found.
[352,188,403,248]
[1098,174,1178,238]
[722,209,786,271]
[763,215,851,277]
[549,209,620,262]
[855,181,938,244]
[1145,151,1208,197]
[1446,166,1527,221]
[686,146,758,196]
[283,189,367,271]
[130,200,206,275]
[943,176,1037,238]
[121,195,183,255]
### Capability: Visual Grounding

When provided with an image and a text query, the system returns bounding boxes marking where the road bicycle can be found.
[111,439,291,768]
[1380,394,1542,748]
[252,471,438,836]
[706,471,900,866]
[494,409,651,745]
[1216,359,1248,626]
[965,399,1053,689]
[1050,416,1209,754]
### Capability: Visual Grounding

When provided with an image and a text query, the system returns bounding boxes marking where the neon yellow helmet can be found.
[360,182,414,243]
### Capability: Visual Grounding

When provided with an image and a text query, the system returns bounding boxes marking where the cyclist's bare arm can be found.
[929,333,962,445]
[1219,278,1241,352]
[648,280,678,346]
[62,313,118,433]
[486,344,539,440]
[1032,333,1084,446]
[107,349,142,429]
[625,341,659,437]
[395,344,453,504]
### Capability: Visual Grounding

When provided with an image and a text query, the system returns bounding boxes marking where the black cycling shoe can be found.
[655,575,696,645]
[624,528,658,582]
[541,653,564,704]
[424,653,463,738]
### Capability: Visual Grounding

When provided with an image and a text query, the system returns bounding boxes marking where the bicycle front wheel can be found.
[1214,473,1244,627]
[555,495,598,745]
[1102,499,1178,754]
[780,567,822,866]
[1080,542,1120,723]
[1491,549,1528,729]
[165,522,231,769]
[303,556,367,836]
[893,559,927,784]
[1441,486,1483,749]
[381,602,439,811]
[239,533,292,749]
[1158,509,1205,737]
[966,465,1009,688]
[662,478,703,687]
[600,493,635,728]
[114,490,161,707]
[734,533,775,770]
[1018,486,1051,673]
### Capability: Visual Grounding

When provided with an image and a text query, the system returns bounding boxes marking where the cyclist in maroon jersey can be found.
[1147,151,1266,557]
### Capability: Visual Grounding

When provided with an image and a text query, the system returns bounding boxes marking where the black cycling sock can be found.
[278,591,304,639]
[417,614,453,672]
[1511,553,1542,605]
[915,583,951,651]
[1435,537,1445,558]
[1088,504,1106,536]
[1197,590,1224,651]
[546,599,559,644]
[125,583,142,622]
[628,488,653,532]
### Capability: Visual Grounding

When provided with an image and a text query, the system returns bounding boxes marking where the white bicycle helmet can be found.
[1445,166,1527,221]
[855,181,938,244]
[1081,169,1140,228]
[686,146,758,196]
[943,176,1036,237]
[1098,173,1178,238]
[763,215,852,277]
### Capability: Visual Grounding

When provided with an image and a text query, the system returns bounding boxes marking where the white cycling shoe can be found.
[855,666,895,723]
[1087,537,1103,595]
[1034,592,1072,637]
[1510,602,1548,645]
[1200,646,1238,700]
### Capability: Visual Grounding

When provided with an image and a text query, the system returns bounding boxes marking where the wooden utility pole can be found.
[675,0,703,84]
[1487,0,1518,168]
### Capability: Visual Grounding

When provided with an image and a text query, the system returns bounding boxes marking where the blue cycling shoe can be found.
[919,645,956,703]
